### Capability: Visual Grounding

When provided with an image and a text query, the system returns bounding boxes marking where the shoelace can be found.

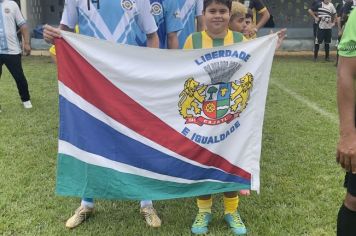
[194,213,208,226]
[230,213,243,226]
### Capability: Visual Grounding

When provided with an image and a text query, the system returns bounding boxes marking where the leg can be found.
[140,200,161,227]
[191,195,213,234]
[223,191,247,235]
[3,54,30,102]
[324,29,332,61]
[65,198,95,229]
[337,173,356,236]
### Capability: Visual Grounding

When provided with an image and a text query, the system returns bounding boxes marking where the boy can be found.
[184,1,247,235]
[336,8,356,236]
[43,0,161,229]
[177,0,205,48]
[229,1,247,34]
[310,0,337,61]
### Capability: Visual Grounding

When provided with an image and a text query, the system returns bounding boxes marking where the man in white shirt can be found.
[0,0,31,108]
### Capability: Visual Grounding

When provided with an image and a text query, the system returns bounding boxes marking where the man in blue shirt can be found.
[43,0,161,229]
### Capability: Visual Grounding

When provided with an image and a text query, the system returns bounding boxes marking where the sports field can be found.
[0,55,342,235]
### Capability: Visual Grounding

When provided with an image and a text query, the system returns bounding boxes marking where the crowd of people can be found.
[1,0,355,235]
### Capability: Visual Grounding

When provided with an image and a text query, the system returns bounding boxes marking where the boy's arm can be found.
[167,32,179,49]
[308,9,319,22]
[255,9,270,30]
[19,24,31,56]
[196,15,205,31]
[337,56,356,173]
[146,32,159,48]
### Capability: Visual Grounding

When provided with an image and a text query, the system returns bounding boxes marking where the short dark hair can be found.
[203,0,232,12]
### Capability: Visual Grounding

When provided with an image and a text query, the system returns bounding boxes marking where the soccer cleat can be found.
[23,100,32,109]
[65,205,94,229]
[191,212,212,235]
[140,205,161,227]
[224,211,247,235]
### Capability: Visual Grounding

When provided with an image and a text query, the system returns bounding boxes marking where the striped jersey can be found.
[136,0,183,48]
[312,1,337,29]
[60,0,158,46]
[183,30,245,49]
[0,0,26,54]
[177,0,203,48]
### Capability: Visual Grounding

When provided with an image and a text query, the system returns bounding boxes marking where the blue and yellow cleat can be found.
[191,212,212,235]
[224,211,247,235]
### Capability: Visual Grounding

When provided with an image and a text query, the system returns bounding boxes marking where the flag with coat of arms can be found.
[55,31,278,200]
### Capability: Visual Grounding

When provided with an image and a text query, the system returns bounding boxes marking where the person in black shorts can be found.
[310,0,336,61]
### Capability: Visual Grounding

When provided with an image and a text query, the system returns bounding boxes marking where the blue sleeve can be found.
[164,0,183,33]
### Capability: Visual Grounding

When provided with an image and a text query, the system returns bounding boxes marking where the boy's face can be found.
[203,1,231,35]
[229,15,247,33]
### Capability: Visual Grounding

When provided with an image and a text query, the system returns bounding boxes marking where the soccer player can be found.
[43,0,161,229]
[136,0,183,49]
[184,0,247,234]
[177,0,205,48]
[310,0,337,61]
[0,0,32,109]
[308,0,322,51]
[336,8,356,236]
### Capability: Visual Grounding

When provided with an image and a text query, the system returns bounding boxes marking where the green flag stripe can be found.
[56,154,250,200]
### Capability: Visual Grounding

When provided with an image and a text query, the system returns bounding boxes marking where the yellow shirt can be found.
[183,30,246,49]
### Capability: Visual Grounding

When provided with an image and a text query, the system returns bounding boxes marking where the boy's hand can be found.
[23,42,31,56]
[337,131,356,174]
[276,28,287,49]
[43,24,62,44]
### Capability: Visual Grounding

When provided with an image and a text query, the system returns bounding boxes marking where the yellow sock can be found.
[197,198,212,213]
[224,195,239,215]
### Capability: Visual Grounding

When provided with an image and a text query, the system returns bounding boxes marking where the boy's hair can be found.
[230,1,247,20]
[246,8,253,19]
[203,0,232,12]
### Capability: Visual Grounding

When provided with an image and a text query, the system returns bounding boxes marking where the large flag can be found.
[56,31,277,200]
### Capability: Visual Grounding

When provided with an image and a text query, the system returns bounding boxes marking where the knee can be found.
[345,193,356,211]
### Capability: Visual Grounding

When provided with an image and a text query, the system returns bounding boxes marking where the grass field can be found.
[0,55,344,235]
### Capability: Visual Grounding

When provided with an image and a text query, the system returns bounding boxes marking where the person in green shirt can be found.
[336,8,356,236]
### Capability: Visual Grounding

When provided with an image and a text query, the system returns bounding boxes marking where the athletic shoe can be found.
[140,205,161,227]
[65,205,94,229]
[23,100,32,109]
[191,212,212,235]
[224,211,247,235]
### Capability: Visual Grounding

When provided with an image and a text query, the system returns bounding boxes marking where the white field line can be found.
[270,80,338,124]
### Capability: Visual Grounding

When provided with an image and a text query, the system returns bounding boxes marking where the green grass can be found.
[0,55,343,235]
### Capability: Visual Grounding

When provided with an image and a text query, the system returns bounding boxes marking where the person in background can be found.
[0,0,32,109]
[336,8,356,236]
[240,0,270,37]
[310,0,336,62]
[308,0,322,52]
[43,0,161,229]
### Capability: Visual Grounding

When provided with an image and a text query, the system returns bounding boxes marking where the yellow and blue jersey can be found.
[183,30,246,49]
[60,0,157,46]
